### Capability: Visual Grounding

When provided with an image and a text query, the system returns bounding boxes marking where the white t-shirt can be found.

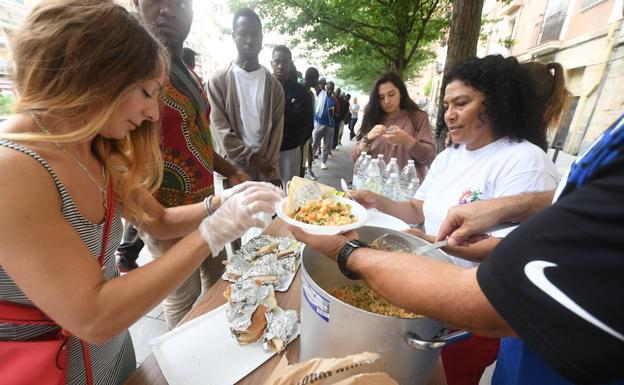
[414,138,560,267]
[232,65,266,152]
[350,103,360,119]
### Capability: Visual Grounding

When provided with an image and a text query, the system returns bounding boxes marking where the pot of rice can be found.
[300,226,470,385]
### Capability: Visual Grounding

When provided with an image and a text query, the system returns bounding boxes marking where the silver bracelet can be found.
[203,195,216,216]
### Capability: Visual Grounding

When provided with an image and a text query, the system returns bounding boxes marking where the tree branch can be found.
[406,0,440,64]
[347,17,396,35]
[289,0,396,61]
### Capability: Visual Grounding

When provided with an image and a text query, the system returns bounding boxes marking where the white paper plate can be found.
[151,304,274,385]
[275,195,368,235]
[364,210,409,231]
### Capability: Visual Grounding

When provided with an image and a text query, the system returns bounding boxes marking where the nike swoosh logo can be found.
[524,260,624,342]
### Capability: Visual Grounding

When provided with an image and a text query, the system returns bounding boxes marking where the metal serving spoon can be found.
[370,223,518,255]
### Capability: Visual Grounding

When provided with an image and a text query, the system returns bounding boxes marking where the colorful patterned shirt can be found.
[156,58,214,207]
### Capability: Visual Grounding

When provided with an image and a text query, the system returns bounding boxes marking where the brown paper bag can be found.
[332,372,399,385]
[263,351,398,385]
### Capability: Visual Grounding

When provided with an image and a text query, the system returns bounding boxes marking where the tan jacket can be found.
[207,63,284,181]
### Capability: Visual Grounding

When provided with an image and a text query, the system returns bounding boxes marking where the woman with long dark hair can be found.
[352,72,435,181]
[521,61,571,135]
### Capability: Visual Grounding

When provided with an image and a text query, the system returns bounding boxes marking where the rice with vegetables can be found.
[291,198,356,226]
[327,284,421,318]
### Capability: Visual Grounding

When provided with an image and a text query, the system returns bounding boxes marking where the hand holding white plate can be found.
[276,195,368,235]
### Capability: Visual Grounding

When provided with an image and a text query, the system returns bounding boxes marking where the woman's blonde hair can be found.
[2,0,170,225]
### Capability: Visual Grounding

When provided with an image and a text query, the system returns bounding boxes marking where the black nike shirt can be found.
[477,152,624,384]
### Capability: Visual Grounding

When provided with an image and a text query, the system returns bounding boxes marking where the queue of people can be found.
[0,1,621,385]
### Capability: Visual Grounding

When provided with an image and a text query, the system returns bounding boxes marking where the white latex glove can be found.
[199,184,283,255]
[220,180,282,202]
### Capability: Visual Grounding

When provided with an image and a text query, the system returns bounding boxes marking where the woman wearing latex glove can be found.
[219,180,282,203]
[0,4,283,382]
[199,184,283,255]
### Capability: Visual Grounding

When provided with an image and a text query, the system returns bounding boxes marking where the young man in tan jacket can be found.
[207,8,284,185]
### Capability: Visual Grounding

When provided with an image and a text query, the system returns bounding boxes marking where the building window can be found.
[580,0,606,10]
[539,0,570,44]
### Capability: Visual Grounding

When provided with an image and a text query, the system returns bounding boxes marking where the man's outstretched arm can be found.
[437,191,555,246]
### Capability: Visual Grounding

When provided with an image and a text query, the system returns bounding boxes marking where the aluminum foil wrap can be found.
[242,253,278,279]
[223,235,303,291]
[263,308,300,353]
[225,279,273,333]
[237,235,274,262]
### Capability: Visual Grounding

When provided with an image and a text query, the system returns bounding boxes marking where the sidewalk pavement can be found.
[309,132,358,189]
[128,131,577,367]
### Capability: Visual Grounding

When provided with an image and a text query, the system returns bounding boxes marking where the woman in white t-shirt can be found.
[352,55,559,385]
[353,55,559,265]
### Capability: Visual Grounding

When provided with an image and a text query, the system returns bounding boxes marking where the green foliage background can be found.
[0,95,14,116]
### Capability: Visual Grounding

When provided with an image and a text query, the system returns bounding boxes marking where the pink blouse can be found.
[352,109,435,181]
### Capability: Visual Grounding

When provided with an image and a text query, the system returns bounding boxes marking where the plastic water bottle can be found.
[399,160,417,195]
[376,154,386,182]
[382,172,401,200]
[352,151,367,190]
[403,177,420,200]
[383,157,400,183]
[356,155,372,190]
[363,159,381,193]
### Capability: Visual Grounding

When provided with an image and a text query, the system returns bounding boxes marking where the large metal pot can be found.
[300,226,469,385]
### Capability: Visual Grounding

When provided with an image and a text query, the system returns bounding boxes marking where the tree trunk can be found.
[434,0,485,151]
[389,58,406,80]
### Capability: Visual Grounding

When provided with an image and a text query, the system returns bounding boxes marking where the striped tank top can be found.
[0,140,136,384]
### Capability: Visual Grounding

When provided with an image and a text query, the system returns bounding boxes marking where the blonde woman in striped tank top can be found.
[0,1,283,384]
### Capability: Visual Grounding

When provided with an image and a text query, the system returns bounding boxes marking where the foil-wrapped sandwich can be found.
[224,277,277,345]
[224,277,300,351]
[262,308,300,353]
[223,235,303,291]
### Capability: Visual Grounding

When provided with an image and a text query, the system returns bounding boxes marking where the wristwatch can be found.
[337,239,369,280]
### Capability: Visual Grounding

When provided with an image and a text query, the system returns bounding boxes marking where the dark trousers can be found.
[117,224,144,262]
[349,117,358,140]
[332,120,341,149]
